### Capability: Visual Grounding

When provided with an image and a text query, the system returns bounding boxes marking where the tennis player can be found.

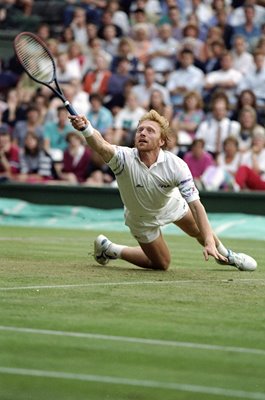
[69,110,257,271]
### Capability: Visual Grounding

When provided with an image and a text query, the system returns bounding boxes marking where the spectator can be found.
[69,6,89,47]
[43,106,73,162]
[172,90,205,142]
[200,39,225,74]
[98,9,123,39]
[83,54,111,97]
[180,23,204,61]
[105,58,135,111]
[195,92,241,159]
[217,136,241,182]
[237,105,263,152]
[129,7,157,39]
[215,7,235,50]
[147,23,179,82]
[0,127,20,182]
[183,138,215,188]
[199,26,224,65]
[57,26,75,53]
[12,105,44,149]
[17,131,56,183]
[87,93,113,135]
[235,127,265,190]
[106,0,130,35]
[232,3,261,52]
[147,89,173,123]
[2,88,27,130]
[113,91,146,146]
[100,24,120,58]
[203,50,243,106]
[55,131,92,184]
[231,89,264,125]
[55,52,82,84]
[237,50,265,107]
[110,37,140,76]
[83,37,113,73]
[157,5,183,41]
[131,23,152,67]
[131,65,171,109]
[231,34,254,76]
[166,48,204,109]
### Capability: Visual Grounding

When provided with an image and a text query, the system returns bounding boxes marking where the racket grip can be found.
[64,101,87,131]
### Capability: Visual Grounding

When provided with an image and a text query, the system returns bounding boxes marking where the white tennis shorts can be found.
[124,196,189,244]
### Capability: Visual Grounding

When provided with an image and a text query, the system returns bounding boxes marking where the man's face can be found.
[135,120,164,151]
[213,100,227,120]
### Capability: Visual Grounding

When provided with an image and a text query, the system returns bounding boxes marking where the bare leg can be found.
[174,208,221,247]
[121,233,171,270]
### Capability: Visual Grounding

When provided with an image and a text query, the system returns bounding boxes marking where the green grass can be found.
[0,226,265,400]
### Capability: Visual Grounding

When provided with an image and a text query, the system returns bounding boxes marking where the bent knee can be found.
[153,257,171,271]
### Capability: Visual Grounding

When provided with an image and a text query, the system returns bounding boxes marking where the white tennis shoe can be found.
[217,249,257,271]
[94,235,118,265]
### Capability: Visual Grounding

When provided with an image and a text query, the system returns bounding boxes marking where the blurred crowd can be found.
[0,0,265,191]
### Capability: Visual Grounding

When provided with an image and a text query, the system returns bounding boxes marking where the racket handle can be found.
[64,101,87,131]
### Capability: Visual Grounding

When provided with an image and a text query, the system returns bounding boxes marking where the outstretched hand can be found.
[203,243,228,263]
[69,115,88,131]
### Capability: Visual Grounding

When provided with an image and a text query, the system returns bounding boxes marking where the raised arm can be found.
[69,115,115,163]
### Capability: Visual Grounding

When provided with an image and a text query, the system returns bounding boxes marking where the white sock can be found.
[217,242,229,257]
[107,243,126,258]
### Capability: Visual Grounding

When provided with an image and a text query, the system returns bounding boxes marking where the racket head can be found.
[14,32,56,85]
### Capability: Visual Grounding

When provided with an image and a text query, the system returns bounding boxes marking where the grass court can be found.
[0,226,265,400]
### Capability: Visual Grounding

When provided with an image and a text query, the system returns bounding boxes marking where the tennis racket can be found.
[14,31,79,117]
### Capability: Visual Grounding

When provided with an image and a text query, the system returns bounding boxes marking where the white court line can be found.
[0,367,264,399]
[0,278,264,292]
[0,325,265,356]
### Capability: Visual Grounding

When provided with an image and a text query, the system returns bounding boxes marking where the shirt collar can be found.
[134,148,165,167]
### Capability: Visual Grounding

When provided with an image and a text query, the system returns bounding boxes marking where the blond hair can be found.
[138,109,171,149]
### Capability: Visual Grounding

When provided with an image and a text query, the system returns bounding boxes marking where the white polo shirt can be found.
[108,146,199,223]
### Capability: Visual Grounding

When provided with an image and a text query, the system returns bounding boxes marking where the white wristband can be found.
[82,122,94,138]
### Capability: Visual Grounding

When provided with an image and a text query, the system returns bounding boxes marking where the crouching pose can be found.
[69,110,257,271]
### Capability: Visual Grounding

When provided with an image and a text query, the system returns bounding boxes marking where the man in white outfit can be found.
[69,110,257,271]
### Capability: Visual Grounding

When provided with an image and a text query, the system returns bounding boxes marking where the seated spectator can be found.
[55,52,82,84]
[172,90,205,142]
[83,54,111,97]
[231,34,254,76]
[237,105,263,152]
[0,127,20,182]
[180,23,204,61]
[43,106,73,162]
[2,88,27,130]
[200,39,225,74]
[110,37,140,77]
[12,105,44,149]
[147,23,179,83]
[157,5,183,41]
[17,131,56,183]
[57,26,75,53]
[216,135,242,190]
[55,131,92,184]
[203,50,243,106]
[147,89,173,122]
[131,23,152,67]
[87,93,113,135]
[100,24,120,59]
[166,48,204,109]
[237,50,265,107]
[230,89,264,124]
[106,0,130,35]
[235,127,265,191]
[183,138,215,187]
[232,3,261,52]
[199,26,224,64]
[113,91,146,146]
[85,145,116,186]
[195,92,241,159]
[131,65,171,109]
[105,58,135,111]
[69,6,89,47]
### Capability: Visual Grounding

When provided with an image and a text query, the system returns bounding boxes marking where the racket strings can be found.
[15,35,55,84]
